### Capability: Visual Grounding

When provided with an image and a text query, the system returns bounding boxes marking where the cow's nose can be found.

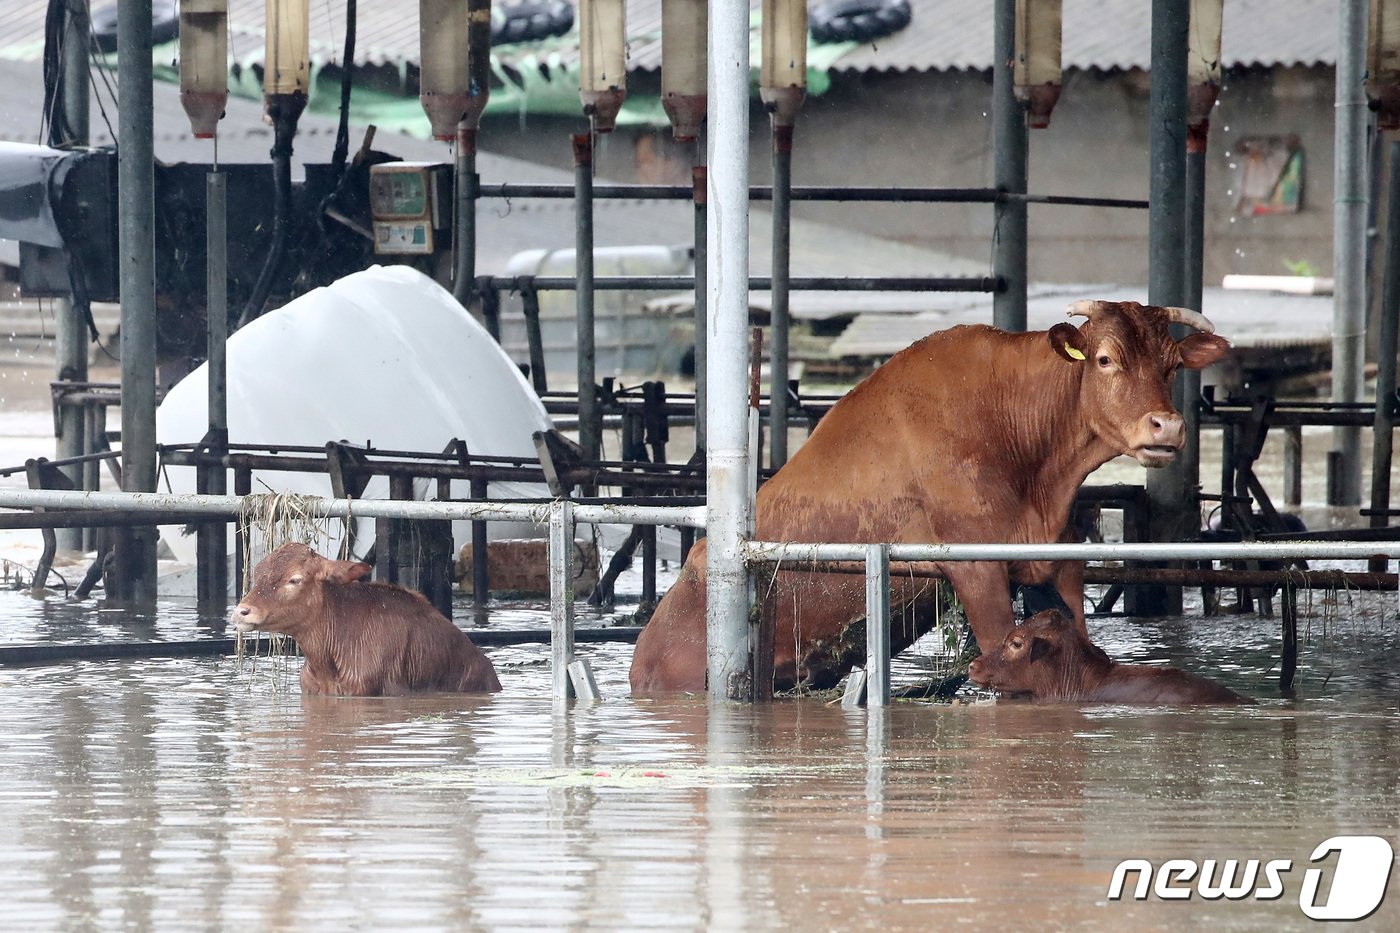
[234,605,250,616]
[1148,412,1184,446]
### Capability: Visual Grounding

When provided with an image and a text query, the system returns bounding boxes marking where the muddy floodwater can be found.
[0,585,1396,932]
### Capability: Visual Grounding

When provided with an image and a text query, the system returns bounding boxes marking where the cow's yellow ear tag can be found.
[1064,346,1086,361]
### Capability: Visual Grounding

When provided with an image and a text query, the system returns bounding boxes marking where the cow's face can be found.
[1047,300,1230,467]
[230,542,372,635]
[967,609,1112,695]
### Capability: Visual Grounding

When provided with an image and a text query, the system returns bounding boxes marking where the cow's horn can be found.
[1160,306,1216,334]
[1065,299,1103,319]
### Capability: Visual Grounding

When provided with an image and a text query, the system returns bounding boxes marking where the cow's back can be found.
[1092,666,1250,705]
[760,326,1060,546]
[314,583,501,695]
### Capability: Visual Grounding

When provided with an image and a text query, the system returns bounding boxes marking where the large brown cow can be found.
[232,542,501,696]
[631,300,1231,694]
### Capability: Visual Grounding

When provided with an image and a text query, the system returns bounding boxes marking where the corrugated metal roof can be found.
[830,0,1339,74]
[0,1,1338,74]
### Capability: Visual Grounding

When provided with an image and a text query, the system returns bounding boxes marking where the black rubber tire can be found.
[91,2,180,54]
[492,0,575,46]
[808,0,913,45]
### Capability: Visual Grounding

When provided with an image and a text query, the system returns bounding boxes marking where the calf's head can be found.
[1047,300,1230,467]
[967,609,1112,696]
[231,542,372,636]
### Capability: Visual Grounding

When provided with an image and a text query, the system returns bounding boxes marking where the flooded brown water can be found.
[2,407,1399,929]
[0,587,1397,932]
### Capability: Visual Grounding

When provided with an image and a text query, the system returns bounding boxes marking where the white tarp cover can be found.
[156,265,552,562]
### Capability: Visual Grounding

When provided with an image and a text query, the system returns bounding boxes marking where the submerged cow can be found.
[968,610,1250,704]
[631,299,1231,694]
[232,542,501,696]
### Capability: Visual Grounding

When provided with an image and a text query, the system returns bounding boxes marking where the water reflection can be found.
[0,654,1396,930]
[1,568,1398,929]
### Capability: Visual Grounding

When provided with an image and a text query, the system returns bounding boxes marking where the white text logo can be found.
[1107,835,1394,921]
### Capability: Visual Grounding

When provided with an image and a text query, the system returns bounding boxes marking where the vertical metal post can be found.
[1369,140,1400,567]
[1139,0,1190,617]
[693,165,708,452]
[641,524,657,611]
[706,0,754,700]
[83,406,101,549]
[113,0,158,603]
[519,282,548,393]
[197,172,229,605]
[864,543,890,708]
[1280,582,1298,694]
[54,0,91,553]
[471,477,489,606]
[549,498,576,700]
[1183,133,1208,513]
[769,125,793,467]
[1284,425,1304,507]
[452,126,478,307]
[573,134,599,462]
[1332,0,1368,506]
[992,0,1027,332]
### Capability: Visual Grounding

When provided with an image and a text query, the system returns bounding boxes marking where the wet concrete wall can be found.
[478,65,1339,289]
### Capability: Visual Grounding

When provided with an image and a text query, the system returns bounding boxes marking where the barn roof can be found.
[0,0,1342,75]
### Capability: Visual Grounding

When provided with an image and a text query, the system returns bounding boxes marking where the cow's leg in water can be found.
[943,562,1017,653]
[1049,559,1088,635]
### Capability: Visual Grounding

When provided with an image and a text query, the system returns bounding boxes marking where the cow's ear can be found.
[1048,323,1089,363]
[324,560,373,583]
[1028,636,1055,662]
[1177,333,1231,370]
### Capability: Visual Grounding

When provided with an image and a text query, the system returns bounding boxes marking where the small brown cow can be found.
[967,610,1250,704]
[231,542,501,696]
[631,300,1232,694]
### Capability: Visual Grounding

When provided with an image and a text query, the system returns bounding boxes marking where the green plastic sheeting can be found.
[142,14,854,141]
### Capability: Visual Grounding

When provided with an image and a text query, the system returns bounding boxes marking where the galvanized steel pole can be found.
[452,133,478,307]
[991,0,1027,332]
[1332,0,1369,506]
[114,0,159,602]
[54,0,91,552]
[706,0,754,700]
[196,171,229,605]
[1142,0,1191,616]
[451,0,490,308]
[693,165,708,451]
[1182,137,1207,522]
[864,543,890,707]
[1369,139,1400,555]
[549,498,575,699]
[573,134,600,462]
[769,126,793,467]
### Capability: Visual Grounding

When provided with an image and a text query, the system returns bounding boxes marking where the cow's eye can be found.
[1010,639,1023,650]
[287,575,303,587]
[1097,355,1112,368]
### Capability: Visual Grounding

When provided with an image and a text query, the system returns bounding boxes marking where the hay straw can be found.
[232,491,351,685]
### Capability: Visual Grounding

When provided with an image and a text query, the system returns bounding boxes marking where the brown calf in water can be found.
[231,542,501,696]
[967,610,1250,704]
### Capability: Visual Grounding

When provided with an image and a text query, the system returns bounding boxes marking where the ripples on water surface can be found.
[0,581,1397,930]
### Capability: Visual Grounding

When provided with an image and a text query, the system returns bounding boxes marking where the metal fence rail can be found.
[5,489,1392,703]
[745,537,1400,706]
